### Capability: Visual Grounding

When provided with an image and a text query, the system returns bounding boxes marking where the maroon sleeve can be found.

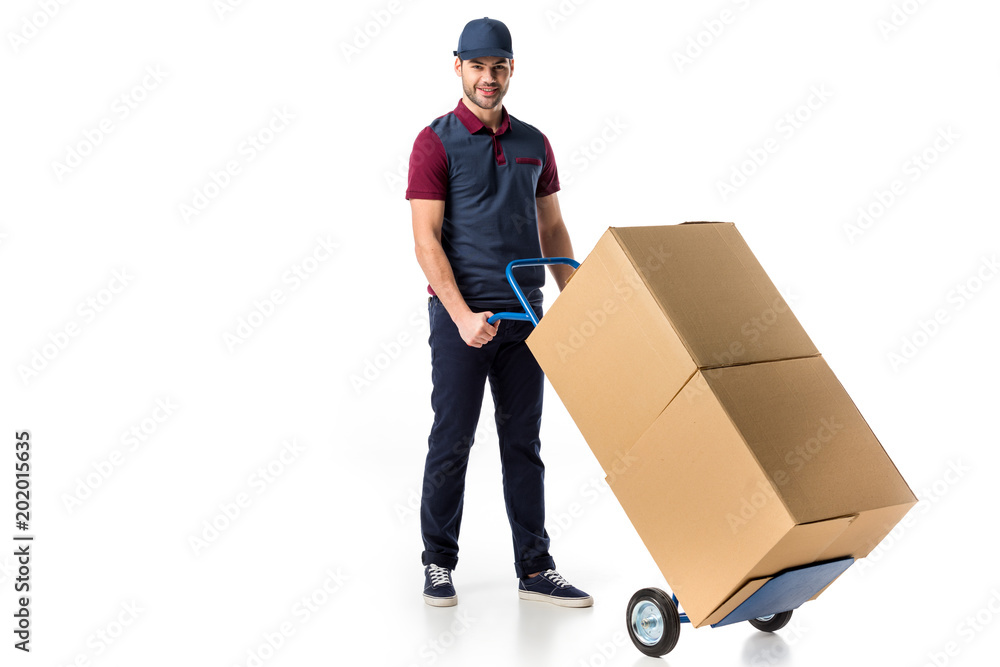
[405,126,448,200]
[536,133,561,198]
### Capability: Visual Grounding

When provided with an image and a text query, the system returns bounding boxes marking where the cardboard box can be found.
[607,356,916,626]
[526,223,917,627]
[527,223,818,474]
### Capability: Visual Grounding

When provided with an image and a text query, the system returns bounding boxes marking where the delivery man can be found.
[406,17,592,608]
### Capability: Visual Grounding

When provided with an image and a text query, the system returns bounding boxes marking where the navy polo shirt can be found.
[406,99,560,306]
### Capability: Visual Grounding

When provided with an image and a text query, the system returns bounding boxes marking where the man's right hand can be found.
[455,310,498,348]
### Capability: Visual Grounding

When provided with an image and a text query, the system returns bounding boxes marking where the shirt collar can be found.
[454,98,510,136]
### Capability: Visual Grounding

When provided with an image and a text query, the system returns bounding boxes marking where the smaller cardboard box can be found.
[527,223,818,474]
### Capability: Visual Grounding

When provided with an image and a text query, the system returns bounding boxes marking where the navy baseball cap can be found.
[453,17,513,60]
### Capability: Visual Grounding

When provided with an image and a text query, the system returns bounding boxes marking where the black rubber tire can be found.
[749,610,793,632]
[625,588,681,657]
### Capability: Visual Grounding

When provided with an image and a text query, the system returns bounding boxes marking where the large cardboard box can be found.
[526,223,917,627]
[607,356,916,626]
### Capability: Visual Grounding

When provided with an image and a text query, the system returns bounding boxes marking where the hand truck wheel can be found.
[626,587,681,657]
[748,610,793,632]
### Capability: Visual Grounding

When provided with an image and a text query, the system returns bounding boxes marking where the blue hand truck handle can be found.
[487,257,580,326]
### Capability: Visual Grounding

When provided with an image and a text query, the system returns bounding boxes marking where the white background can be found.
[2,0,998,665]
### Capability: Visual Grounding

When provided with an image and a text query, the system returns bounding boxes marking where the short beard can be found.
[463,79,505,110]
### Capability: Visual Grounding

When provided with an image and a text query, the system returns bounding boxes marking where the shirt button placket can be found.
[493,134,506,166]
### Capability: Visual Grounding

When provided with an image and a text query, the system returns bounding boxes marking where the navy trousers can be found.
[420,295,556,579]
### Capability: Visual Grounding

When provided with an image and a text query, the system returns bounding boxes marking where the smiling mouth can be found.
[479,87,498,96]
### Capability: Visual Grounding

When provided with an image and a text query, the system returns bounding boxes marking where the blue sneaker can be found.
[518,569,593,607]
[423,564,457,607]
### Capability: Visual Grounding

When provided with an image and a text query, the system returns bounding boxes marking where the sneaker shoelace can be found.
[543,569,570,588]
[428,564,452,587]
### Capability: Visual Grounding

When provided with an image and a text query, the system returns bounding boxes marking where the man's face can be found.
[455,56,513,110]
